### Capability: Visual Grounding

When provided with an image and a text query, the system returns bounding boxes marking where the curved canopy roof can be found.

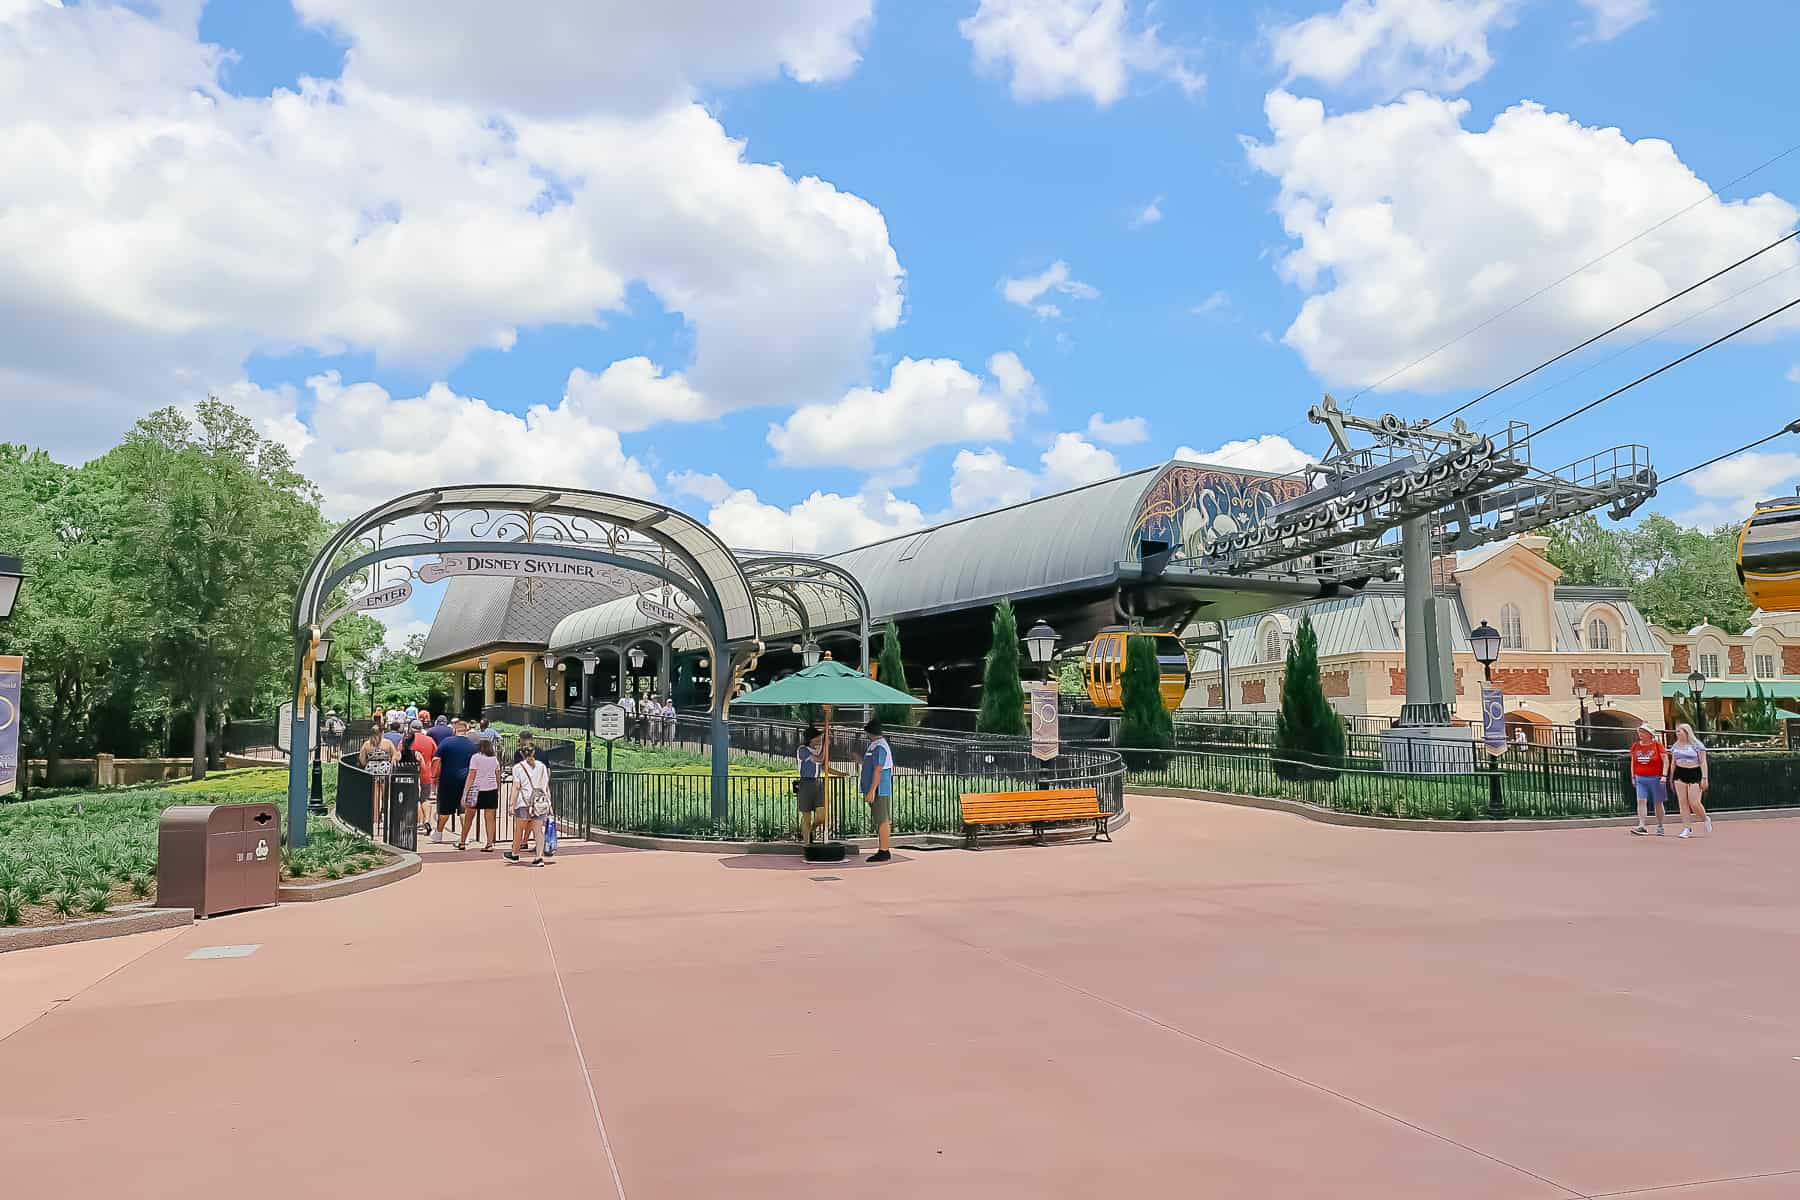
[551,584,861,654]
[297,484,760,647]
[538,460,1303,654]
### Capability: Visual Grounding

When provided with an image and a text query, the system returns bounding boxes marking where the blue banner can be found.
[0,655,20,797]
[1481,684,1507,755]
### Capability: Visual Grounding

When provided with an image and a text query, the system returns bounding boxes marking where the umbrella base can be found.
[803,841,851,863]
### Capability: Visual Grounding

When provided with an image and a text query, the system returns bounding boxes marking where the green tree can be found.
[873,620,915,726]
[1273,614,1344,779]
[367,633,454,711]
[1626,515,1752,634]
[1056,657,1085,698]
[976,600,1026,735]
[1117,634,1174,761]
[1544,514,1632,586]
[100,400,324,779]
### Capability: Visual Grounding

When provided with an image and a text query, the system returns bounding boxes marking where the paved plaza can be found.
[4,797,1799,1199]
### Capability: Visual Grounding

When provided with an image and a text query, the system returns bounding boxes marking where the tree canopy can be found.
[1544,513,1751,633]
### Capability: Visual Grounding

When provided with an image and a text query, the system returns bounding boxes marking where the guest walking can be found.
[459,737,503,851]
[1669,723,1713,838]
[505,741,552,866]
[432,720,478,845]
[359,726,394,833]
[1628,726,1668,837]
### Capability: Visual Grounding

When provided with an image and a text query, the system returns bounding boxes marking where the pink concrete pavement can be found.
[3,795,1798,1199]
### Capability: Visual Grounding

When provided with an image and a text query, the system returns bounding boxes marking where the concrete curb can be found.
[585,807,1130,854]
[1130,787,1800,832]
[0,904,194,955]
[279,850,421,902]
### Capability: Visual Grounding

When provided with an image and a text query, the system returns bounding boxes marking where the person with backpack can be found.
[505,741,552,866]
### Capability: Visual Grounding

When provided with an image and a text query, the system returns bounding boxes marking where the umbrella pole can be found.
[821,704,833,843]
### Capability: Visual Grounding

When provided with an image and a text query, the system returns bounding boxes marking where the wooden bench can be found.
[959,788,1110,849]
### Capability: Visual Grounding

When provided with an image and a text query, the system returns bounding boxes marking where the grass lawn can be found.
[486,722,795,776]
[0,768,390,928]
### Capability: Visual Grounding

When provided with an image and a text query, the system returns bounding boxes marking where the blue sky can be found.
[7,0,1800,650]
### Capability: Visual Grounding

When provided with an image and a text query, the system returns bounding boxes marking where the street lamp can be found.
[0,553,25,621]
[628,646,647,739]
[1573,679,1590,747]
[1470,620,1501,681]
[1023,620,1059,683]
[310,632,333,814]
[800,639,822,668]
[580,651,599,768]
[1688,667,1707,733]
[1469,619,1504,820]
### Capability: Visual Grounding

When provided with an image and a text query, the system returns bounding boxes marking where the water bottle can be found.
[543,813,557,857]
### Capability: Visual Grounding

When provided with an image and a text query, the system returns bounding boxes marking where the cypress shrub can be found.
[1273,614,1345,780]
[873,621,916,726]
[1118,634,1175,767]
[976,600,1027,735]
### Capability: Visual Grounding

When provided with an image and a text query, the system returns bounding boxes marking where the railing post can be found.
[1488,758,1505,821]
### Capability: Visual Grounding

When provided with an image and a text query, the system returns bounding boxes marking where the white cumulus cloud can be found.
[949,432,1121,513]
[295,0,875,116]
[1269,0,1519,97]
[1244,89,1800,394]
[1001,260,1099,318]
[1174,434,1316,476]
[960,0,1203,107]
[1675,450,1800,529]
[0,1,902,460]
[1576,0,1652,41]
[768,352,1039,469]
[699,483,926,554]
[1085,412,1150,444]
[1129,196,1164,228]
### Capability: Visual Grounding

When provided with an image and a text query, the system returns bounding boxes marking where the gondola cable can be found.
[1657,421,1800,489]
[1509,293,1800,450]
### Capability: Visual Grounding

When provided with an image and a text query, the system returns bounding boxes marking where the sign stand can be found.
[593,704,625,820]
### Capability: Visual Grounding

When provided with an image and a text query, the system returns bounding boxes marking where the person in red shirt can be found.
[409,719,439,835]
[1629,725,1668,836]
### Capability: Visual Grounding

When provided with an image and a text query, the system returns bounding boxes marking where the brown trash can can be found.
[156,804,281,918]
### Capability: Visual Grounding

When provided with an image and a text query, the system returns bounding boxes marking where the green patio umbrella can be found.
[733,658,923,854]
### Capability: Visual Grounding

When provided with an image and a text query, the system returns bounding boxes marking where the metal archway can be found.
[739,555,873,670]
[284,487,762,847]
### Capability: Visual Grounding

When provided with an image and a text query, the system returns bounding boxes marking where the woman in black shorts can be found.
[1668,723,1711,838]
[459,738,503,851]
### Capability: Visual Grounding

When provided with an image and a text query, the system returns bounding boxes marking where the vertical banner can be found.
[0,655,21,797]
[1481,684,1507,756]
[1029,683,1060,762]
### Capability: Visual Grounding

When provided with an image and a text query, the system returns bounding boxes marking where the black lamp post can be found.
[309,632,332,814]
[540,651,557,723]
[1688,668,1707,733]
[628,646,647,740]
[1470,619,1505,819]
[580,652,599,768]
[1023,620,1059,684]
[0,554,24,622]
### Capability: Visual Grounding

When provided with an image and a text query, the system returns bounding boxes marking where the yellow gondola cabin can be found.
[1083,628,1189,710]
[1738,495,1800,612]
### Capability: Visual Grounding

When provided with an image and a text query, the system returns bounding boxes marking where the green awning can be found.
[1660,679,1800,699]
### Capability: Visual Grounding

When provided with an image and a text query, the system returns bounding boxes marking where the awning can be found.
[1660,680,1800,699]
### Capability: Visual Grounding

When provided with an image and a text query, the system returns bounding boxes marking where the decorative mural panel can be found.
[1128,464,1308,562]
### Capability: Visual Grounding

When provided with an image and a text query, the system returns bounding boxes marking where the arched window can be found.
[1587,617,1611,651]
[1500,603,1523,649]
[1263,625,1284,664]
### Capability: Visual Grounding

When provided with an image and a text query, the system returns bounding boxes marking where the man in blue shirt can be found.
[860,720,895,863]
[426,714,453,746]
[432,720,479,844]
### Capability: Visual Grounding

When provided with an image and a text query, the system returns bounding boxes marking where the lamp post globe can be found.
[1023,620,1059,682]
[0,553,26,621]
[800,639,822,668]
[1470,619,1501,682]
[628,646,646,672]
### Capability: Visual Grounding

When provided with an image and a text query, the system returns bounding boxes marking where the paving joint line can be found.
[532,887,628,1200]
[0,926,183,1050]
[874,899,1590,1200]
[1588,1167,1800,1197]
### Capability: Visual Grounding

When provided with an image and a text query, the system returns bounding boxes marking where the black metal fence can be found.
[538,745,1124,844]
[1124,743,1800,820]
[334,756,419,850]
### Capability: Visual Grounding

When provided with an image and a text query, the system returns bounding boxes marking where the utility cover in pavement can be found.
[187,944,261,959]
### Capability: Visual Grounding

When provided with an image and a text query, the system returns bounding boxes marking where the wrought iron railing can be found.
[334,757,419,850]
